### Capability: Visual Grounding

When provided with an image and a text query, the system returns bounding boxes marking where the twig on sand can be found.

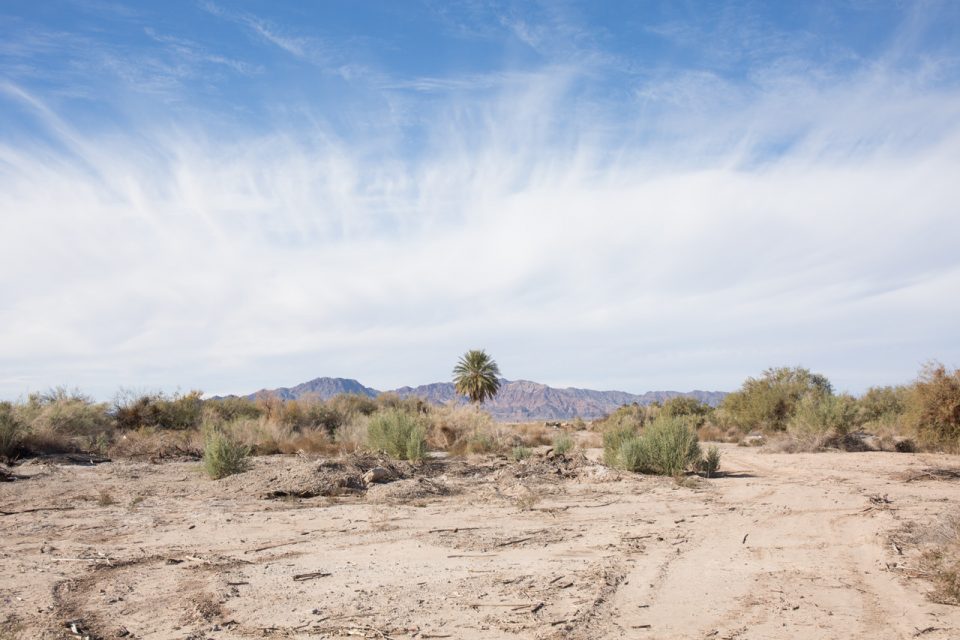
[428,526,485,533]
[312,624,394,639]
[0,506,75,516]
[246,539,310,554]
[293,570,331,581]
[496,536,533,547]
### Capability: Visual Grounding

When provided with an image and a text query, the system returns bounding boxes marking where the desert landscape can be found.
[3,441,959,640]
[4,2,960,639]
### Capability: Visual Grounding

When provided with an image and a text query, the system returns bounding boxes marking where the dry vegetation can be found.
[2,362,960,638]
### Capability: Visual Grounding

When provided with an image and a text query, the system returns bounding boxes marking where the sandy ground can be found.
[1,445,959,640]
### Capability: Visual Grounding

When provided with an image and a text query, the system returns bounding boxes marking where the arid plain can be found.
[3,444,959,640]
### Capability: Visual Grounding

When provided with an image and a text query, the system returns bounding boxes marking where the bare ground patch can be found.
[2,447,960,639]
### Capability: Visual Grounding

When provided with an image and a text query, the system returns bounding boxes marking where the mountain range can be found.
[244,377,727,421]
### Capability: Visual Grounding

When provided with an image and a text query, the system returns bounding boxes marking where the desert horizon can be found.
[3,1,959,638]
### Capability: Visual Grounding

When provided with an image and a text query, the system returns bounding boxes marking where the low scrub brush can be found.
[203,431,250,479]
[367,409,427,461]
[552,431,574,455]
[604,416,701,476]
[0,403,24,459]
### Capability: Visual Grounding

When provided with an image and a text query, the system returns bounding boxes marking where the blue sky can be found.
[2,1,959,400]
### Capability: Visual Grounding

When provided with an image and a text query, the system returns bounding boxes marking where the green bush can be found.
[857,385,909,423]
[602,423,637,467]
[604,416,701,476]
[405,427,428,461]
[661,396,713,427]
[0,402,24,459]
[617,436,652,472]
[595,403,648,433]
[202,431,250,479]
[721,366,833,432]
[367,409,427,461]
[788,393,859,443]
[510,445,532,461]
[553,431,574,455]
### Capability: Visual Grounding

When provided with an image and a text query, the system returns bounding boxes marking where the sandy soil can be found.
[2,445,959,640]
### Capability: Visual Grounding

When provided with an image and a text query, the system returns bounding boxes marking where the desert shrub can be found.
[0,402,24,459]
[427,403,495,450]
[602,423,638,467]
[858,385,909,423]
[513,423,552,446]
[335,414,369,453]
[553,431,574,455]
[376,392,429,415]
[405,428,427,461]
[203,396,263,422]
[367,409,427,461]
[22,389,112,436]
[700,445,722,478]
[15,389,113,453]
[721,366,833,433]
[327,393,378,418]
[640,416,702,476]
[113,390,203,431]
[202,430,250,479]
[214,417,287,455]
[593,403,648,432]
[108,427,203,459]
[697,422,737,443]
[605,416,701,476]
[661,396,713,427]
[278,429,340,455]
[463,432,499,455]
[787,393,859,447]
[288,400,345,433]
[510,445,532,461]
[907,363,960,452]
[617,436,652,472]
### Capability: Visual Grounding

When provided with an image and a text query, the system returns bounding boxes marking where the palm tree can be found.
[453,349,501,404]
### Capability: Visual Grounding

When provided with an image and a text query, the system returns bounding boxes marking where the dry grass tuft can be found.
[896,515,960,605]
[512,423,553,447]
[108,428,202,460]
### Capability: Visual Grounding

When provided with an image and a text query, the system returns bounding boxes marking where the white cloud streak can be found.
[1,33,959,399]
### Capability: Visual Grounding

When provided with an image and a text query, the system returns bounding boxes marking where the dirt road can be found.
[1,446,958,639]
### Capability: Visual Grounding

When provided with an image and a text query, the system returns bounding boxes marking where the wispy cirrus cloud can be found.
[2,46,960,398]
[199,1,330,66]
[1,1,959,399]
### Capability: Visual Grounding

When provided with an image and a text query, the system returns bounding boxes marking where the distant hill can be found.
[246,377,378,401]
[244,376,726,421]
